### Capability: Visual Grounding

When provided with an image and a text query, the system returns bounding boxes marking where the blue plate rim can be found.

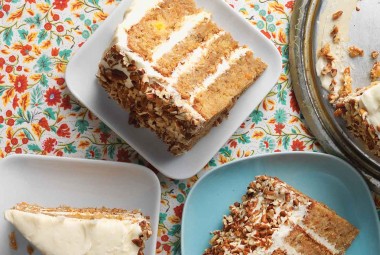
[181,151,380,254]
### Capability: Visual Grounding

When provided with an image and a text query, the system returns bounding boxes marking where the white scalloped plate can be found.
[0,155,160,255]
[66,0,282,179]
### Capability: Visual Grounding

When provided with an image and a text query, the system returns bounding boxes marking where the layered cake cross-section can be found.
[97,0,267,155]
[204,176,359,255]
[4,202,152,255]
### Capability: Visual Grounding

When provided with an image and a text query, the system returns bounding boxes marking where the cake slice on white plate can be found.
[4,202,152,255]
[97,0,267,155]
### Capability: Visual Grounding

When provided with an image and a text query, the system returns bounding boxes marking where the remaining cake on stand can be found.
[204,176,359,255]
[334,82,380,156]
[97,0,267,155]
[4,202,152,255]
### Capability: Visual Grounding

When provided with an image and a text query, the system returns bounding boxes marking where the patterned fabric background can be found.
[0,0,379,254]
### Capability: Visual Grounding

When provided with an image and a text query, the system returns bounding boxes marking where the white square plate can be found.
[65,0,282,179]
[0,155,160,255]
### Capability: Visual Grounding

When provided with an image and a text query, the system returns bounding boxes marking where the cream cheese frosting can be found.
[359,82,380,134]
[5,209,143,255]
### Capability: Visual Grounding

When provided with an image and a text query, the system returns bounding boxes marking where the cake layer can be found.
[173,32,238,99]
[127,0,200,60]
[303,202,359,253]
[284,225,333,255]
[154,19,221,76]
[194,50,267,119]
[5,202,152,255]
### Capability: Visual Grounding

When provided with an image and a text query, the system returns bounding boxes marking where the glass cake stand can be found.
[289,0,380,192]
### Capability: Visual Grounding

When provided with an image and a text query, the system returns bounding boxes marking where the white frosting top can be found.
[360,82,380,132]
[5,210,143,255]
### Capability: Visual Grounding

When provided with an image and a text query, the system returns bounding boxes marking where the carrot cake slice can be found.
[203,176,359,255]
[97,0,267,155]
[4,202,152,255]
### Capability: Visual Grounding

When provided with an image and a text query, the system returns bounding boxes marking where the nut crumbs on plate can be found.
[370,62,380,81]
[9,231,17,250]
[27,244,34,255]
[348,46,364,58]
[371,51,379,59]
[332,10,343,20]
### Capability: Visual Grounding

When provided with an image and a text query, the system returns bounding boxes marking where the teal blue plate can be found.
[181,152,380,255]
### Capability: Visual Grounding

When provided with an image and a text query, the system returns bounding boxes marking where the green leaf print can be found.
[75,119,89,134]
[43,108,56,120]
[3,28,13,46]
[37,30,48,44]
[18,29,29,40]
[28,144,42,152]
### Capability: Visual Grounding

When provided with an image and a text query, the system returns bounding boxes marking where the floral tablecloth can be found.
[0,0,379,254]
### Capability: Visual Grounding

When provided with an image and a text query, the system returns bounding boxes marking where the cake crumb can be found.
[27,244,34,255]
[339,67,352,97]
[370,62,380,81]
[332,11,343,20]
[348,46,364,58]
[330,25,340,44]
[318,43,337,79]
[356,6,360,11]
[371,51,379,59]
[9,231,18,250]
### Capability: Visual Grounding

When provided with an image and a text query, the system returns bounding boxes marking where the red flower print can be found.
[100,132,110,144]
[43,138,57,153]
[60,95,72,110]
[116,148,130,162]
[38,117,50,131]
[291,139,306,151]
[57,123,71,138]
[13,75,28,93]
[261,30,271,39]
[53,0,69,10]
[229,140,237,149]
[0,58,5,69]
[290,90,300,113]
[285,1,295,9]
[274,123,285,135]
[173,204,184,219]
[20,44,32,56]
[56,78,65,85]
[44,87,62,106]
[51,48,59,56]
[26,0,36,3]
[12,94,19,109]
